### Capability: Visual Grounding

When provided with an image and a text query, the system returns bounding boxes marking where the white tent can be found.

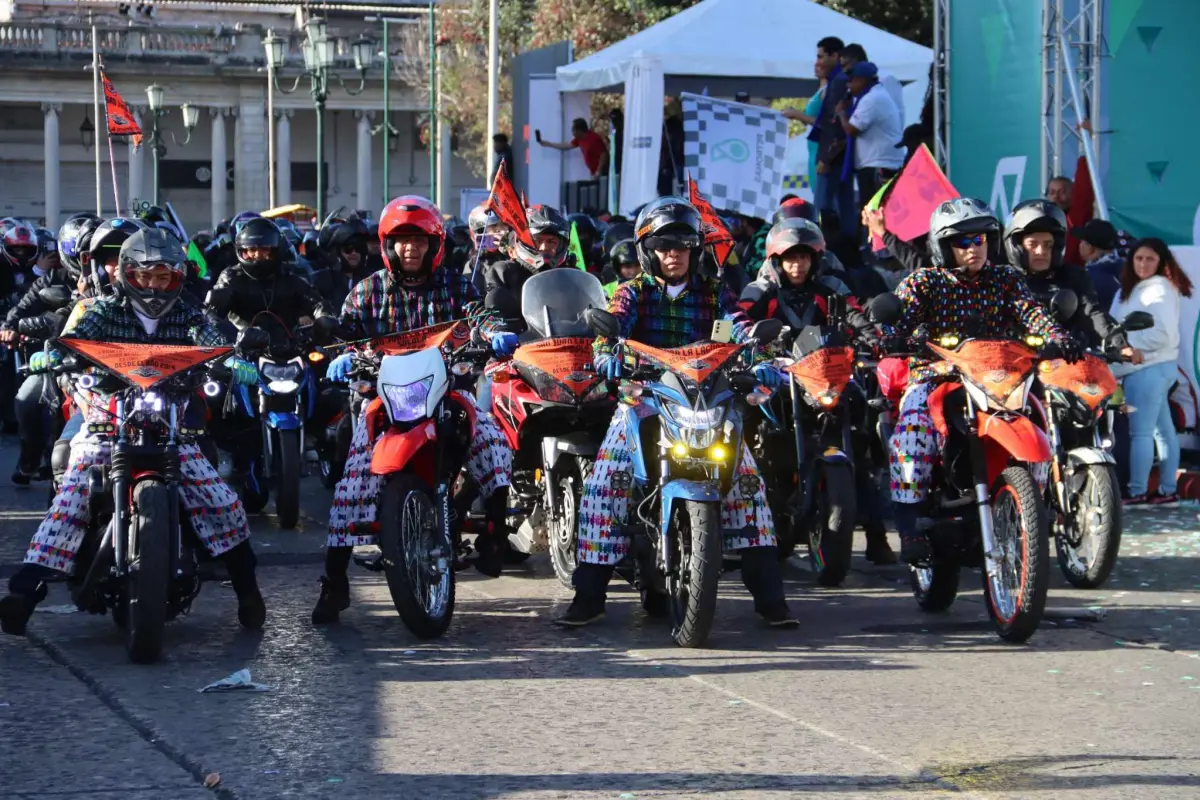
[556,0,933,94]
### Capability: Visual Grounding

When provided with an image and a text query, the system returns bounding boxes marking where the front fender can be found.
[265,411,302,431]
[817,447,851,465]
[1067,446,1115,467]
[977,412,1052,464]
[370,420,437,476]
[660,478,721,543]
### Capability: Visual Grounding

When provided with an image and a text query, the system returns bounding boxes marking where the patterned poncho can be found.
[66,296,228,346]
[596,272,740,361]
[339,267,499,341]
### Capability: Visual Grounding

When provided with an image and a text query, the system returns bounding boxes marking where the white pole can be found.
[486,0,498,178]
[267,63,277,209]
[92,25,103,216]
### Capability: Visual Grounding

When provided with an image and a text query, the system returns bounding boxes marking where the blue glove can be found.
[595,354,622,380]
[753,363,783,389]
[490,332,519,357]
[327,352,354,383]
[28,349,61,373]
[224,357,259,387]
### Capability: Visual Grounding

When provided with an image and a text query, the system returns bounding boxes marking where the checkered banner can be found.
[681,93,789,220]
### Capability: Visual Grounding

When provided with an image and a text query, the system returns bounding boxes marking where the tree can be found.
[813,0,932,47]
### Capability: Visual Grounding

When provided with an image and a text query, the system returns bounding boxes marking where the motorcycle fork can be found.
[658,442,672,574]
[964,396,1003,574]
[111,399,129,572]
[1044,389,1070,516]
[432,406,452,575]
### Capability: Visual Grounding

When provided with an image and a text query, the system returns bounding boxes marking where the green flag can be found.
[187,239,209,279]
[568,221,587,271]
[866,177,895,212]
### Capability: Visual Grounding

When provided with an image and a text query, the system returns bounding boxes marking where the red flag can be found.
[101,71,143,150]
[880,145,958,243]
[687,173,734,266]
[485,160,533,249]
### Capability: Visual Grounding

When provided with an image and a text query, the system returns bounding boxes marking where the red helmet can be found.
[378,196,445,281]
[0,221,39,271]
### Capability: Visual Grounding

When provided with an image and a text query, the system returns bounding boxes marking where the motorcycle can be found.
[348,320,490,638]
[45,334,257,663]
[484,269,616,586]
[870,293,1058,643]
[1037,301,1154,588]
[585,309,784,647]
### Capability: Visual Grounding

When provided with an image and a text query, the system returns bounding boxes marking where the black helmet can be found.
[1004,199,1067,271]
[115,228,187,320]
[35,227,59,265]
[323,218,369,269]
[772,199,818,225]
[603,218,635,255]
[633,196,703,282]
[59,214,102,279]
[235,217,284,281]
[512,205,570,270]
[610,238,638,267]
[567,213,599,252]
[89,218,147,295]
[928,198,1001,268]
[766,218,825,261]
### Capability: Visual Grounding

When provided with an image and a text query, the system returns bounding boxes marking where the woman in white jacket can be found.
[1110,237,1193,506]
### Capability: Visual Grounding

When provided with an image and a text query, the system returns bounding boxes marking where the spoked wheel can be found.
[549,462,586,588]
[125,481,170,664]
[667,500,723,648]
[909,561,960,612]
[983,466,1050,643]
[378,473,455,639]
[1055,463,1121,589]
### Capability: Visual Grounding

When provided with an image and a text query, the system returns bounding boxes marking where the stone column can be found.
[276,109,293,206]
[42,103,61,229]
[128,109,144,215]
[235,98,267,213]
[211,107,229,229]
[355,110,374,212]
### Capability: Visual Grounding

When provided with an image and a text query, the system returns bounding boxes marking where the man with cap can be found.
[1074,218,1124,311]
[834,62,904,241]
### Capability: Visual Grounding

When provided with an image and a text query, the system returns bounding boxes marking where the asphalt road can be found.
[2,436,1200,799]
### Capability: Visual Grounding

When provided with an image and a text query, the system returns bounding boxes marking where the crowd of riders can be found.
[0,170,1180,647]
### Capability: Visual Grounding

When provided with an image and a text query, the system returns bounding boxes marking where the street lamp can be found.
[80,112,95,152]
[266,17,375,221]
[145,83,197,206]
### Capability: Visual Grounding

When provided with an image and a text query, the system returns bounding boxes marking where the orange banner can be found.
[101,71,143,150]
[514,337,600,397]
[370,320,470,356]
[787,346,854,401]
[1038,354,1118,409]
[687,174,734,266]
[928,340,1038,400]
[59,340,232,389]
[485,160,534,250]
[625,340,743,384]
[881,144,958,243]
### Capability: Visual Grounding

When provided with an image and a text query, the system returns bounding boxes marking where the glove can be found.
[224,357,259,387]
[753,363,783,389]
[28,349,61,373]
[1043,336,1083,364]
[327,352,354,383]
[490,332,518,357]
[595,354,622,381]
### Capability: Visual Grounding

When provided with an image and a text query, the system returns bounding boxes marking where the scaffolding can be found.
[931,0,950,174]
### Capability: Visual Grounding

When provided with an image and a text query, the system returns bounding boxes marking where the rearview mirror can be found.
[748,318,784,346]
[868,293,903,326]
[237,326,270,353]
[583,307,620,339]
[1050,288,1079,324]
[1122,310,1154,332]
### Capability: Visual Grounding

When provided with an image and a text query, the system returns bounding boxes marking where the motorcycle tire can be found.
[668,499,723,648]
[549,460,587,589]
[808,463,856,587]
[275,429,301,530]
[241,462,270,514]
[909,561,960,612]
[983,466,1050,643]
[378,473,456,639]
[320,414,353,489]
[1055,463,1121,589]
[125,481,170,664]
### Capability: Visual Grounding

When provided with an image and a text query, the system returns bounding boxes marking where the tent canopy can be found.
[556,0,932,95]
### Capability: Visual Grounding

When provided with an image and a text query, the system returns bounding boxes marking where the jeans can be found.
[1122,362,1180,496]
[14,373,48,469]
[815,167,858,241]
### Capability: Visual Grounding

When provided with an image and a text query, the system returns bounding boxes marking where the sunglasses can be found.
[644,235,700,253]
[341,244,361,254]
[951,234,986,249]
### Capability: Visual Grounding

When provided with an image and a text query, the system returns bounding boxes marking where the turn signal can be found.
[817,392,837,406]
[308,351,326,363]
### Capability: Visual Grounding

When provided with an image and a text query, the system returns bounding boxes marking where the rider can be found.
[480,204,573,299]
[603,239,641,296]
[312,196,517,625]
[567,212,604,276]
[314,217,372,312]
[887,199,1075,565]
[467,203,510,293]
[0,228,264,636]
[556,196,797,628]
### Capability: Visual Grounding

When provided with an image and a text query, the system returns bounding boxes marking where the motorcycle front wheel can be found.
[667,499,723,648]
[548,459,587,588]
[320,413,352,489]
[379,473,456,639]
[1055,463,1121,589]
[125,481,170,664]
[984,466,1050,643]
[274,429,301,529]
[808,462,856,587]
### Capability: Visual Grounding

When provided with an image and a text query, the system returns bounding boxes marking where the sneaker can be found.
[757,600,799,628]
[10,467,32,486]
[0,583,47,636]
[236,587,266,630]
[311,576,351,625]
[1123,493,1152,509]
[553,595,606,627]
[472,534,505,578]
[1148,491,1181,508]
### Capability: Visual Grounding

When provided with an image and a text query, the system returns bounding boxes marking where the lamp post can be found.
[264,18,375,222]
[145,84,198,207]
[80,112,95,152]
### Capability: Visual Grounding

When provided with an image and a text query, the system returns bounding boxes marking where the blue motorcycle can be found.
[584,310,783,647]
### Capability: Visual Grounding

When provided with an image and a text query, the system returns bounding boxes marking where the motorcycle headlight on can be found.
[663,403,726,450]
[260,357,304,394]
[381,377,433,423]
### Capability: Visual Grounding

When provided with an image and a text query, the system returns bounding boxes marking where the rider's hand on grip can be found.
[327,352,354,383]
[752,363,783,389]
[1043,335,1083,364]
[490,332,519,357]
[28,349,61,374]
[595,353,622,381]
[224,357,259,387]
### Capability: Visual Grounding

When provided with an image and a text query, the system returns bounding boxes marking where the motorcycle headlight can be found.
[260,358,304,383]
[665,403,725,430]
[381,377,432,423]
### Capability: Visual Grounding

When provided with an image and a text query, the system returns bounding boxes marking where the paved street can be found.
[2,435,1200,799]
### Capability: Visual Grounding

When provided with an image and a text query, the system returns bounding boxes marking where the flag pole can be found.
[107,134,121,214]
[92,25,103,216]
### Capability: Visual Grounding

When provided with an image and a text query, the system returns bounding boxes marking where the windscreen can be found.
[520,269,607,339]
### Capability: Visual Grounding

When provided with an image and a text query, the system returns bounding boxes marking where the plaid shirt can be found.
[339,267,498,341]
[66,296,228,346]
[597,272,740,360]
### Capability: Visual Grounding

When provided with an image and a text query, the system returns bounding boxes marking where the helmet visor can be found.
[124,261,185,293]
[643,233,701,253]
[8,244,36,263]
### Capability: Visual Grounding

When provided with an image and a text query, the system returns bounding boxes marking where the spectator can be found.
[1074,218,1124,310]
[491,133,515,182]
[780,60,829,199]
[842,44,904,123]
[1047,153,1095,265]
[835,62,903,230]
[535,118,609,178]
[813,36,855,245]
[1111,237,1191,506]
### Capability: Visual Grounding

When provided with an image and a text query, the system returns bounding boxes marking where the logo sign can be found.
[989,155,1027,224]
[712,138,750,163]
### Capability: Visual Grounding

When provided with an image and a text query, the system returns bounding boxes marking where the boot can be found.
[893,502,930,565]
[311,547,352,625]
[740,545,798,628]
[474,489,511,578]
[0,566,52,636]
[864,521,897,565]
[222,542,266,630]
[554,563,612,627]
